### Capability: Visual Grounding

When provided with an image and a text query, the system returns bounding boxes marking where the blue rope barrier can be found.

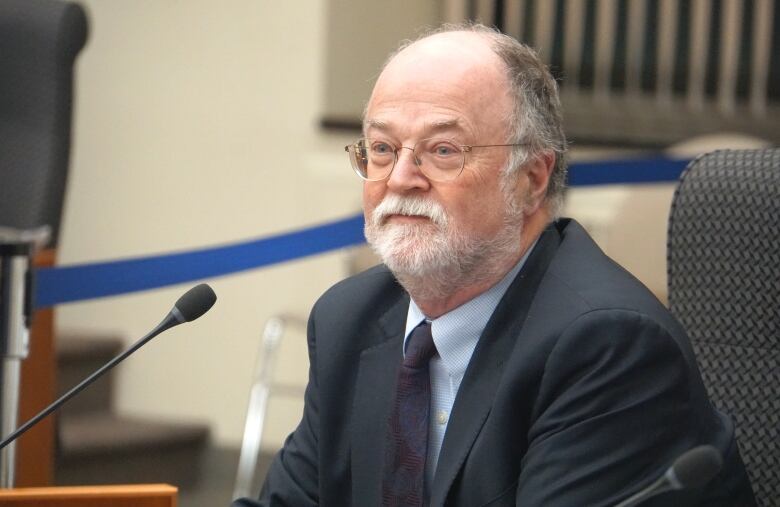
[568,157,689,186]
[35,214,366,308]
[34,156,689,308]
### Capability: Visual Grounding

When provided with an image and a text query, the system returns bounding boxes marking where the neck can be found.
[406,264,516,318]
[405,214,549,318]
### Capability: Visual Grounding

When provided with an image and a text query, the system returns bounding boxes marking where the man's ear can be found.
[522,150,555,213]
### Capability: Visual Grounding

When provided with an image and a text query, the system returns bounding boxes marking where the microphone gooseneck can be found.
[614,445,723,507]
[0,284,217,450]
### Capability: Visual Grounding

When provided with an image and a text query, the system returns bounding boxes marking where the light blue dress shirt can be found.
[403,243,536,489]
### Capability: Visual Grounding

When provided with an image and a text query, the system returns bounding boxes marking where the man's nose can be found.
[386,146,430,192]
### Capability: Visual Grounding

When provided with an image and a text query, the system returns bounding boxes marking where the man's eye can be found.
[432,143,458,156]
[371,143,393,154]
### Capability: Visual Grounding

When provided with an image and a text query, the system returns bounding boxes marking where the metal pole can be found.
[0,227,48,488]
[0,246,30,487]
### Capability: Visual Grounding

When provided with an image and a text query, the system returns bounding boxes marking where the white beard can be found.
[364,193,525,301]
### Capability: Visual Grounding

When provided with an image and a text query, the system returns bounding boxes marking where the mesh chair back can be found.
[0,0,88,245]
[668,148,780,505]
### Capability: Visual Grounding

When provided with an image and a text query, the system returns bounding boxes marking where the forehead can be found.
[365,32,512,140]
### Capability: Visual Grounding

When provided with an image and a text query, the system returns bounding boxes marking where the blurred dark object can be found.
[324,1,780,148]
[0,0,88,244]
[0,0,88,486]
[484,0,780,147]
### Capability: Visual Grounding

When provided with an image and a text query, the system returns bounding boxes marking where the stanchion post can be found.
[0,227,49,488]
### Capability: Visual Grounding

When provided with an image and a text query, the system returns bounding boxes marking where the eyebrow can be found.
[428,119,462,131]
[364,118,466,137]
[364,119,388,132]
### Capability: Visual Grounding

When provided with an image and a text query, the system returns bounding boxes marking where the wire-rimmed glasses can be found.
[344,138,526,182]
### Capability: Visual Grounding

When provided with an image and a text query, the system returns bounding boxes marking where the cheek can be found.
[362,183,384,213]
[473,204,511,239]
[445,183,506,232]
[457,205,501,235]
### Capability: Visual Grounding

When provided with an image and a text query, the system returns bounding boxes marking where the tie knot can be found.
[404,321,436,368]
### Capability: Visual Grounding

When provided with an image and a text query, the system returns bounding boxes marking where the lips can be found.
[380,213,435,227]
[387,213,430,221]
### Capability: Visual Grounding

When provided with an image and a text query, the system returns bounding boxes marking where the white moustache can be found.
[370,194,448,227]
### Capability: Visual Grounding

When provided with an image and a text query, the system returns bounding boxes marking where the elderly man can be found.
[234,24,754,506]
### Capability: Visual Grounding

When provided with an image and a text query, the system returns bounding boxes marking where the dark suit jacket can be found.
[234,219,755,506]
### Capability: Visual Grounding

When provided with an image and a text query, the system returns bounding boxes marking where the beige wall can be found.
[58,0,363,448]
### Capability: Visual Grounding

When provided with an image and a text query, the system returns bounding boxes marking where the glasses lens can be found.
[414,138,465,181]
[348,140,370,179]
[349,138,395,181]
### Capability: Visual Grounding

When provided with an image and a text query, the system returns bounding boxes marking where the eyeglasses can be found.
[344,138,526,182]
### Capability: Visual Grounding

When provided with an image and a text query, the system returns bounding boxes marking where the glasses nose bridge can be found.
[397,144,422,168]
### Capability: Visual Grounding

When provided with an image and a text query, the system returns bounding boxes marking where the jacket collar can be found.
[350,292,408,502]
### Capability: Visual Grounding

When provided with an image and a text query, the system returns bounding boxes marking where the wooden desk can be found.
[0,483,177,506]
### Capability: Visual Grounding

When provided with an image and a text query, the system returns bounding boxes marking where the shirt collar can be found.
[404,241,537,376]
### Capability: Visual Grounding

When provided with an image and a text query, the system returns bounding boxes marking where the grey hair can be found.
[371,22,568,217]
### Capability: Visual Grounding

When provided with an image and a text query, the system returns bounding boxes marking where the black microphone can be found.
[615,445,723,507]
[0,283,217,450]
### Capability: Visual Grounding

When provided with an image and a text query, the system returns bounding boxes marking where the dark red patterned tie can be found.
[382,321,437,507]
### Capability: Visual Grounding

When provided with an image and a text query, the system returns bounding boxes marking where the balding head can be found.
[367,31,514,157]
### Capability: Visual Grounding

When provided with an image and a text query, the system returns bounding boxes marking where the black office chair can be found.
[667,148,780,506]
[0,0,88,242]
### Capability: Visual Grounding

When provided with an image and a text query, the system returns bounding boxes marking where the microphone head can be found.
[669,445,723,489]
[174,283,217,322]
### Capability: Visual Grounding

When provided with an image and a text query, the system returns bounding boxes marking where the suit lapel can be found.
[430,225,561,506]
[350,293,409,504]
